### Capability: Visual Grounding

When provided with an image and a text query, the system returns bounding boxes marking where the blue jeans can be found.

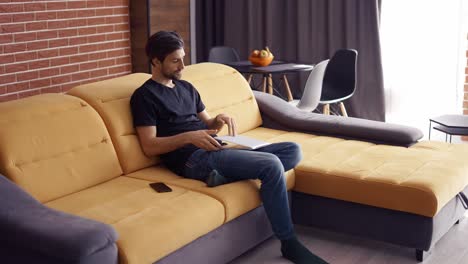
[183,142,302,240]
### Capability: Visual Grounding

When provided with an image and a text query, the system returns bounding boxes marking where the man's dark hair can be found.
[146,31,184,66]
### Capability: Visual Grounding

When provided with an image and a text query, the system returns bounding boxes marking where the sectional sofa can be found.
[1,62,467,264]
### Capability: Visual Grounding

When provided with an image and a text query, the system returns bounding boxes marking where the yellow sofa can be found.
[1,62,467,263]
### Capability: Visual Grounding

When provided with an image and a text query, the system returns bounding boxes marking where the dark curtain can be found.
[196,0,385,121]
[195,0,225,63]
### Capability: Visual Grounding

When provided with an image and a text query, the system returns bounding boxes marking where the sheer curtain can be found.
[380,0,467,140]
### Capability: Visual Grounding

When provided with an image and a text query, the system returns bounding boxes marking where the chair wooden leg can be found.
[246,74,253,84]
[282,74,294,102]
[339,102,348,117]
[323,104,330,115]
[262,76,267,93]
[267,74,273,95]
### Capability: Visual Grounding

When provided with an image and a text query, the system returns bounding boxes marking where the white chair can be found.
[289,59,329,112]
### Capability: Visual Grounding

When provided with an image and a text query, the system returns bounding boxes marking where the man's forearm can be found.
[206,117,223,131]
[142,133,191,157]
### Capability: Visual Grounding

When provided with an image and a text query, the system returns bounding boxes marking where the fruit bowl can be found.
[249,55,274,67]
[249,47,274,67]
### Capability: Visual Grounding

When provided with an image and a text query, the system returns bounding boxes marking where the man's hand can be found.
[187,129,222,151]
[215,114,237,136]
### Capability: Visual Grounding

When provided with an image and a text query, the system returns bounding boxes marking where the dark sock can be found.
[281,237,328,264]
[206,170,228,187]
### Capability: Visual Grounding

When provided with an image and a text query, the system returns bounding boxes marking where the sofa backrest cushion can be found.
[67,73,158,175]
[68,63,262,174]
[0,94,123,203]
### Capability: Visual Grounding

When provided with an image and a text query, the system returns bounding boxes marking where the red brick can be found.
[0,94,19,103]
[6,82,28,93]
[114,40,129,48]
[49,38,68,48]
[0,34,13,44]
[68,19,87,27]
[87,17,106,26]
[19,89,41,99]
[87,34,106,43]
[465,110,468,115]
[15,51,37,62]
[464,92,468,100]
[4,43,26,53]
[26,22,47,31]
[78,27,97,36]
[37,30,58,40]
[17,71,39,82]
[97,42,114,50]
[123,32,130,38]
[105,0,128,6]
[0,74,16,85]
[0,14,12,24]
[0,86,5,95]
[59,47,78,56]
[98,59,115,67]
[113,7,128,15]
[113,23,129,31]
[89,52,107,60]
[79,61,98,71]
[41,86,62,94]
[90,68,107,78]
[50,57,70,66]
[12,13,35,23]
[59,29,78,38]
[39,68,59,78]
[38,49,58,59]
[464,101,468,109]
[106,32,123,41]
[115,56,131,65]
[57,10,77,19]
[0,65,4,75]
[79,44,98,53]
[1,24,25,34]
[77,9,95,17]
[96,25,114,33]
[96,8,113,16]
[30,78,51,89]
[14,32,36,42]
[105,16,128,24]
[0,4,24,13]
[70,54,89,64]
[60,64,79,74]
[5,62,28,73]
[109,65,128,74]
[466,75,468,84]
[67,1,87,9]
[29,60,50,70]
[0,54,15,64]
[72,71,90,81]
[51,75,71,85]
[47,20,66,30]
[46,2,67,10]
[69,36,87,45]
[107,49,126,57]
[36,12,57,21]
[27,41,48,51]
[24,3,46,12]
[87,1,105,8]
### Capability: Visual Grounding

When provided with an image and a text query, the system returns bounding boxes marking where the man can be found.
[130,31,328,264]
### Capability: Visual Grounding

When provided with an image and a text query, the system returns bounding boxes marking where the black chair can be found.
[208,46,240,63]
[320,49,358,117]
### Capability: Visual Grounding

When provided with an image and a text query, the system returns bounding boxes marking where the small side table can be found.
[429,115,468,143]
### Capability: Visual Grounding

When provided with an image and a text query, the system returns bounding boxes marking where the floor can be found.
[230,213,468,264]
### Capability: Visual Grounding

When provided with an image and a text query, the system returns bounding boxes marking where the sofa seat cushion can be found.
[257,130,468,217]
[45,176,225,264]
[124,164,295,223]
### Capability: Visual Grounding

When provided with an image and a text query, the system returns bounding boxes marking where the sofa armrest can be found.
[253,91,423,146]
[0,174,118,262]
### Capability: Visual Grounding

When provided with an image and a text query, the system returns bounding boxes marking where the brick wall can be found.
[0,0,131,102]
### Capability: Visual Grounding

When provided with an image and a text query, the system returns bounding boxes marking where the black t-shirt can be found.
[130,79,207,175]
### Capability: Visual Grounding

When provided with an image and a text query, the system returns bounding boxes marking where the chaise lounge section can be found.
[0,62,467,263]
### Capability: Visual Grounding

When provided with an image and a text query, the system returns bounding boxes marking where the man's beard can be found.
[162,69,182,80]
